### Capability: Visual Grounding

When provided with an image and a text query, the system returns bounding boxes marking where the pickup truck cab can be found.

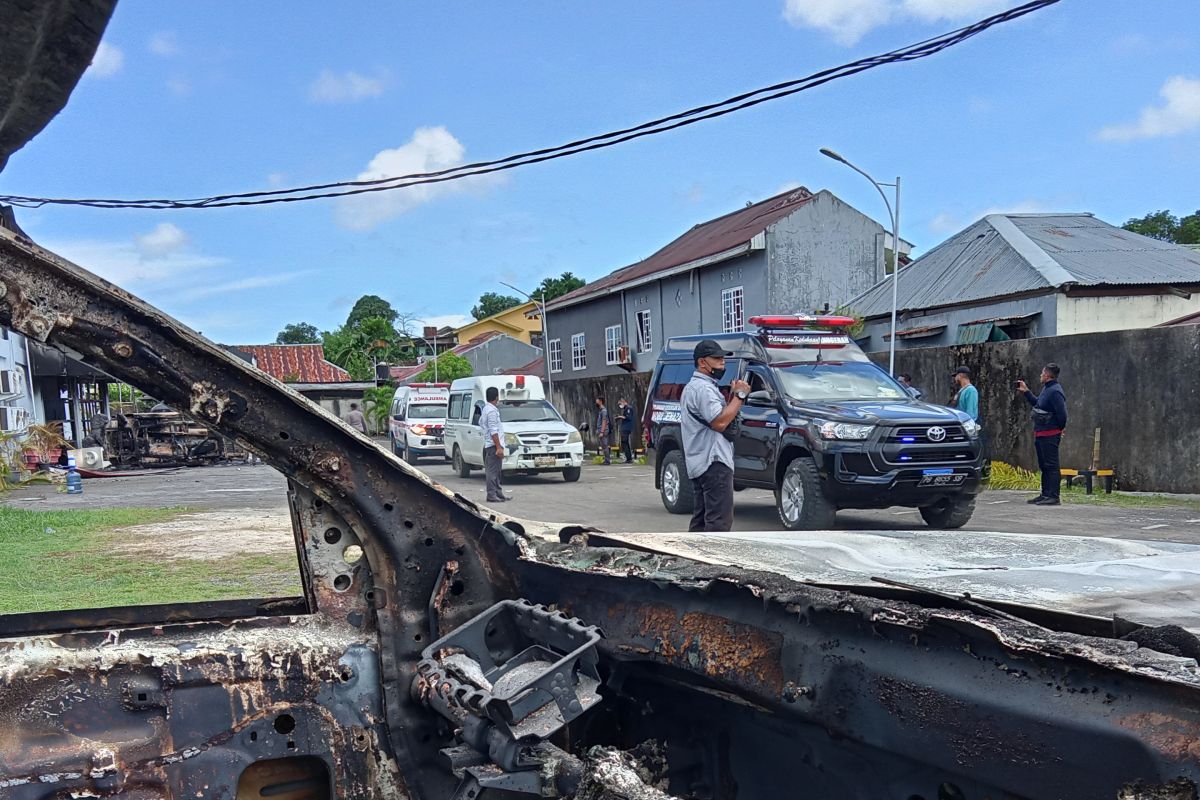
[645,315,988,529]
[388,383,450,463]
[443,375,585,482]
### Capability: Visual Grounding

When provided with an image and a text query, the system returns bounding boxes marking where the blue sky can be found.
[2,1,1197,343]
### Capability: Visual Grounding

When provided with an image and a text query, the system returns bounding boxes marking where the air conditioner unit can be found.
[0,406,29,432]
[617,346,632,364]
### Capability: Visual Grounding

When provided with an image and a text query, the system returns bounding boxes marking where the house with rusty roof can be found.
[224,343,376,423]
[542,187,906,385]
[848,213,1200,352]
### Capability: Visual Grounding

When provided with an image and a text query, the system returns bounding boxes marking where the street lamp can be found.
[417,335,440,383]
[820,147,902,376]
[499,281,552,397]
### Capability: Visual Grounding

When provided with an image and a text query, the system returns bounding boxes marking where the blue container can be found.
[66,455,83,495]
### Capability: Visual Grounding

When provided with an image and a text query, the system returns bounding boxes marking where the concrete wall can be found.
[1056,292,1200,335]
[463,335,542,378]
[697,250,768,333]
[858,294,1057,352]
[870,325,1200,493]
[766,190,893,315]
[621,282,663,374]
[548,371,654,453]
[546,294,625,381]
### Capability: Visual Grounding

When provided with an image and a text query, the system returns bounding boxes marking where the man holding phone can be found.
[1016,363,1068,506]
[681,340,751,532]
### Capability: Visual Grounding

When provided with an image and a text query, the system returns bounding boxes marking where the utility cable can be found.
[0,0,1061,211]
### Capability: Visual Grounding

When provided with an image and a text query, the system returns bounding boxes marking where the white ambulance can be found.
[442,375,584,482]
[388,383,450,464]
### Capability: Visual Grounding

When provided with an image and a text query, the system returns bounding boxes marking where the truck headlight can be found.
[504,433,520,447]
[567,430,582,444]
[410,424,428,436]
[962,419,981,438]
[816,420,874,441]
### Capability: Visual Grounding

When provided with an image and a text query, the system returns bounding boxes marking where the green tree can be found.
[412,352,472,384]
[1177,210,1200,245]
[361,386,397,434]
[1122,210,1179,242]
[534,271,586,302]
[471,292,522,320]
[324,316,409,381]
[346,295,398,328]
[275,322,320,344]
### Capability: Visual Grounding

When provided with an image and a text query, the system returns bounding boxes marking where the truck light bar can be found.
[750,315,857,329]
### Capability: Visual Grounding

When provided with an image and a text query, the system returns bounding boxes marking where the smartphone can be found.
[1012,380,1022,389]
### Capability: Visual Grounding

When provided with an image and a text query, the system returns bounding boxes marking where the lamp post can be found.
[820,147,902,376]
[417,335,440,383]
[499,281,551,397]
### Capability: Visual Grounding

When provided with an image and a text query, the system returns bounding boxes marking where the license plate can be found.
[918,474,965,487]
[535,456,556,467]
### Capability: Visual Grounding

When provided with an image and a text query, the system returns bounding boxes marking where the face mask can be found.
[709,365,726,381]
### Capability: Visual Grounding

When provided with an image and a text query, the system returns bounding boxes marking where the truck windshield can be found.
[775,362,907,402]
[499,400,562,423]
[408,403,447,419]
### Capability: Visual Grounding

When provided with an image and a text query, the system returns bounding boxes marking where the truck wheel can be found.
[776,457,836,530]
[403,441,418,465]
[659,450,695,514]
[390,435,401,457]
[919,496,976,529]
[563,467,581,482]
[453,447,472,478]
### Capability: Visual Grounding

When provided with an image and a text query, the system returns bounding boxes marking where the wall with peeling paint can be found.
[870,325,1200,492]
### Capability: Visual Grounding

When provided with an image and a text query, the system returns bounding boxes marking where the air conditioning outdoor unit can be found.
[0,369,22,395]
[617,346,631,364]
[0,406,29,432]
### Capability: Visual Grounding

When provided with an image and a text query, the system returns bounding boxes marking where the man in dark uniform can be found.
[1016,363,1068,506]
[617,397,636,463]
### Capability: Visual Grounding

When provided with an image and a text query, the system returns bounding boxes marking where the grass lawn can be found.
[1059,489,1200,511]
[0,506,302,614]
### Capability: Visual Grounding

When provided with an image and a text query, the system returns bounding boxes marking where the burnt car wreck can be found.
[5,212,1200,800]
[4,4,1200,799]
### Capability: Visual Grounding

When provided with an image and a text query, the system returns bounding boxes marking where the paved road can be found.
[7,460,1200,544]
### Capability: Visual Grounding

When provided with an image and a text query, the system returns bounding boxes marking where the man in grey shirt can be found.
[344,402,368,435]
[681,340,751,532]
[480,386,508,502]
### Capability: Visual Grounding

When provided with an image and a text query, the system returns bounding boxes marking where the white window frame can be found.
[635,310,652,354]
[722,286,745,333]
[604,325,622,365]
[571,332,586,371]
[548,338,562,373]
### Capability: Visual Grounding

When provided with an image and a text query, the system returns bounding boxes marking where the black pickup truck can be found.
[645,316,989,529]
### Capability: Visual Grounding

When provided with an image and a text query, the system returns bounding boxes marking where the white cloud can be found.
[334,127,503,231]
[149,31,179,56]
[44,235,224,288]
[1097,75,1200,142]
[165,77,191,96]
[135,222,188,258]
[783,0,1007,45]
[308,69,387,103]
[86,42,125,78]
[266,172,287,188]
[175,272,310,302]
[928,199,1055,235]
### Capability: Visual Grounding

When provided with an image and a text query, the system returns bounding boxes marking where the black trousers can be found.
[1034,434,1061,499]
[620,431,633,462]
[689,462,734,532]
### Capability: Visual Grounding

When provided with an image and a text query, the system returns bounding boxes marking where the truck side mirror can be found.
[905,386,922,400]
[747,390,776,407]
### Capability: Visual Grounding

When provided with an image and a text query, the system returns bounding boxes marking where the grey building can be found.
[389,332,542,385]
[543,187,907,382]
[849,213,1200,352]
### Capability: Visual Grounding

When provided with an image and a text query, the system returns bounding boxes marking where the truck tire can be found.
[453,447,472,478]
[776,457,836,530]
[403,441,419,465]
[390,435,401,457]
[562,466,581,482]
[659,450,695,515]
[919,496,976,529]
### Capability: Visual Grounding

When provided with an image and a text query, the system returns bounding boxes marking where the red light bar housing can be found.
[515,375,526,389]
[750,315,857,329]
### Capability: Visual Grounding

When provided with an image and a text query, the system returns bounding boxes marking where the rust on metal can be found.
[1118,713,1200,763]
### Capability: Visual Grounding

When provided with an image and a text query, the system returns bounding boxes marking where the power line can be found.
[0,0,1061,211]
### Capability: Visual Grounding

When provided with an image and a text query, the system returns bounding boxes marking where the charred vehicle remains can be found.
[4,3,1200,798]
[5,210,1200,800]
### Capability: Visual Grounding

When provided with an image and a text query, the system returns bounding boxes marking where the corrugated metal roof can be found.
[231,344,352,383]
[1158,310,1200,327]
[849,214,1200,318]
[547,188,817,310]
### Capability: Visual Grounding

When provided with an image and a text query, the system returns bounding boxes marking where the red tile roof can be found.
[388,331,503,382]
[547,187,816,310]
[232,344,353,383]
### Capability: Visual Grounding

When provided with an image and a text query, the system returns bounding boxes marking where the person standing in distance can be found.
[1016,363,1068,506]
[595,397,612,465]
[617,397,636,464]
[953,366,979,421]
[481,387,508,503]
[344,402,368,435]
[681,340,751,532]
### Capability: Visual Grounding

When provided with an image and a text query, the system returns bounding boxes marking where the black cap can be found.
[693,339,732,363]
[952,365,972,377]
